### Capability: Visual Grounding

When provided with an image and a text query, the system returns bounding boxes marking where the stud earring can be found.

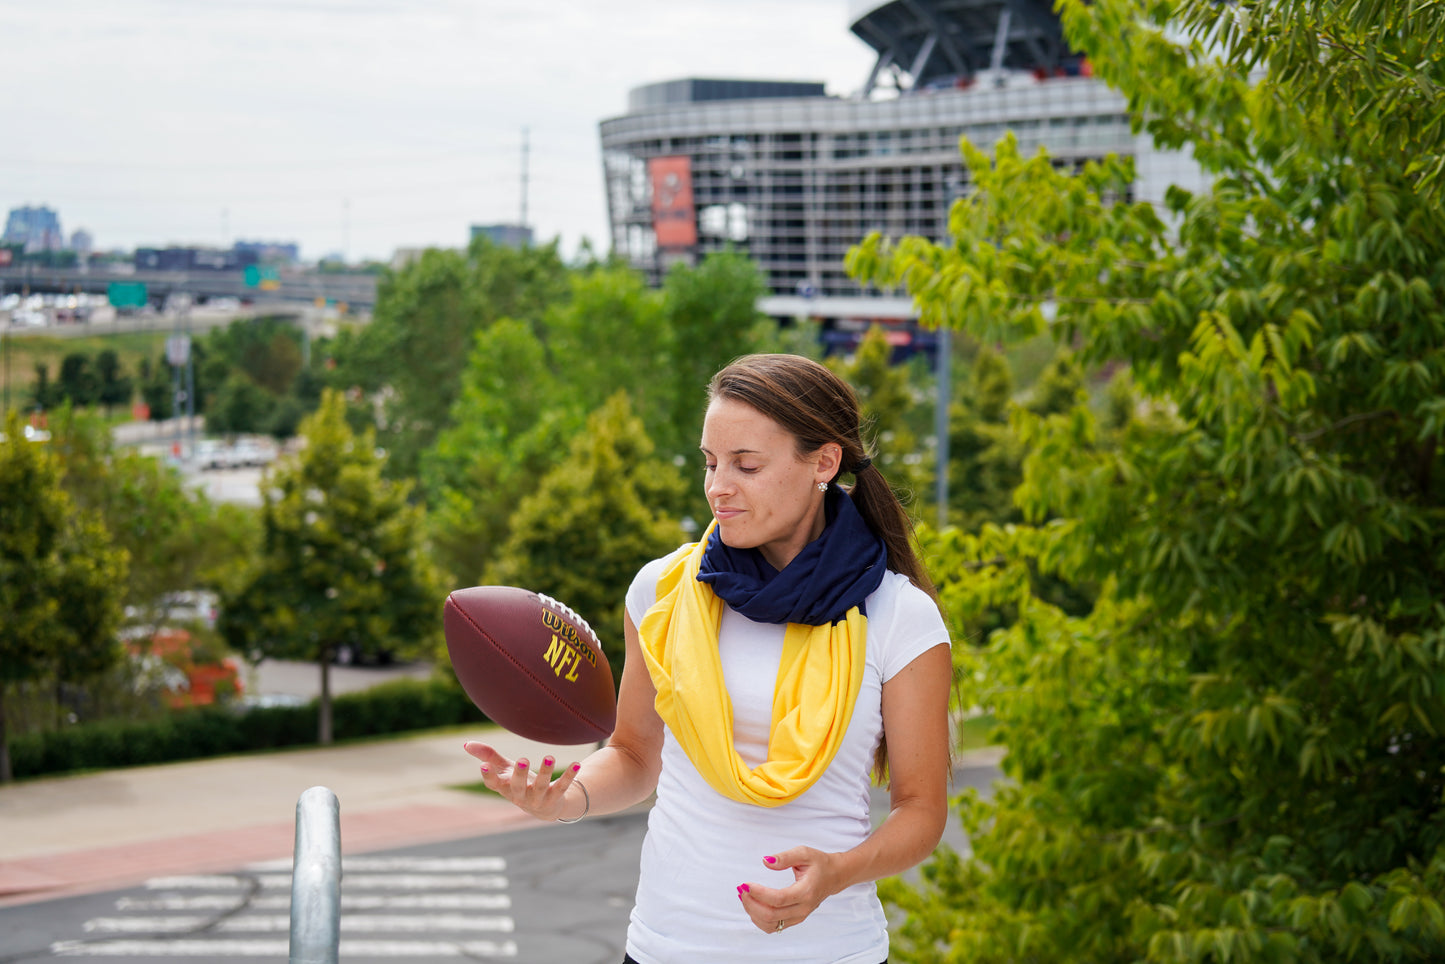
[817,481,828,493]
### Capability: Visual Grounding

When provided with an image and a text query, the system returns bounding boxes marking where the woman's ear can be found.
[814,442,843,486]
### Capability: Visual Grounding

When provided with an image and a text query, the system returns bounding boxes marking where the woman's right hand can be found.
[462,741,584,822]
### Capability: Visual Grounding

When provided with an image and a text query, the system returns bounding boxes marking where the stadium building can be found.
[598,0,1204,346]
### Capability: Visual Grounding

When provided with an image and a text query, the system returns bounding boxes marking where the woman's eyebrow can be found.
[701,446,763,457]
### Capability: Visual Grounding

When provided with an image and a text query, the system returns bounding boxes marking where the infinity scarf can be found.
[638,487,888,806]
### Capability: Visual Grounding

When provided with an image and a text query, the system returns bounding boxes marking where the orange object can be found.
[649,156,697,248]
[129,629,244,708]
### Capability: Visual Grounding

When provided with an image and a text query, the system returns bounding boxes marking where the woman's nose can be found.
[706,469,730,499]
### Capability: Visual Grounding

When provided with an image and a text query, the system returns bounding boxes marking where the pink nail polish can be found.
[764,856,777,864]
[516,760,527,770]
[737,883,750,894]
[480,764,489,773]
[571,763,581,772]
[543,756,555,767]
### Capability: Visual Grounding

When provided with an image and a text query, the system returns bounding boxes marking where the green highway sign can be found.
[244,265,281,289]
[107,281,148,308]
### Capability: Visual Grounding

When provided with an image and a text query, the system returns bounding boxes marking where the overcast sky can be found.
[1,0,877,263]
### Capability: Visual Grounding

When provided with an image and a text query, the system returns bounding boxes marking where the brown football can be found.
[443,585,615,745]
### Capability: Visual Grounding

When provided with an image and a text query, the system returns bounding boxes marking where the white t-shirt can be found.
[623,547,950,964]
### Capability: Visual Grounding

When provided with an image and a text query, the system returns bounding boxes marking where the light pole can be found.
[165,294,195,460]
[2,273,8,414]
[934,324,951,529]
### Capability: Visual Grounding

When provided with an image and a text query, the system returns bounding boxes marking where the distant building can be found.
[599,0,1208,347]
[390,247,447,270]
[470,223,534,248]
[4,205,65,253]
[134,247,236,271]
[233,240,300,264]
[70,229,94,261]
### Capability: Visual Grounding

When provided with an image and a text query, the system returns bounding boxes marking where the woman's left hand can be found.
[736,847,841,934]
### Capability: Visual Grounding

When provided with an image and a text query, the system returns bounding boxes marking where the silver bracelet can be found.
[556,778,589,824]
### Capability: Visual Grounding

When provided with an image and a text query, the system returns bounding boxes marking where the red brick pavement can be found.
[0,802,541,908]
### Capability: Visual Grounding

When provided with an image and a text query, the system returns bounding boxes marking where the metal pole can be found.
[184,301,194,457]
[934,325,951,529]
[289,786,341,964]
[170,321,182,453]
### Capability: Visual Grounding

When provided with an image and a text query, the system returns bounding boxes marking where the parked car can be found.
[230,437,276,467]
[123,590,219,630]
[195,439,235,470]
[0,425,51,443]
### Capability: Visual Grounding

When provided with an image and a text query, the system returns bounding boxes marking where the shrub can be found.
[10,677,480,780]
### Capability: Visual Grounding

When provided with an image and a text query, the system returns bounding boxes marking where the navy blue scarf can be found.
[697,486,887,626]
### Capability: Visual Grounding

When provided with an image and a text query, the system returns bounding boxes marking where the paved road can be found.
[110,418,272,508]
[0,815,650,963]
[0,751,1001,962]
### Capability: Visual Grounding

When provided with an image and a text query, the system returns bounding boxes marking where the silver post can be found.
[289,786,341,964]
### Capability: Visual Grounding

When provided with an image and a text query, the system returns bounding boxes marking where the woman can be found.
[464,353,952,964]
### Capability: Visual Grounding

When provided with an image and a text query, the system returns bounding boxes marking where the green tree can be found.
[339,238,570,479]
[57,352,97,408]
[828,325,932,501]
[946,345,1021,531]
[202,316,304,398]
[544,262,672,430]
[485,392,689,682]
[137,357,172,421]
[30,361,53,411]
[47,408,258,615]
[206,372,276,437]
[265,395,306,440]
[0,411,128,782]
[422,261,698,586]
[95,349,133,415]
[1172,0,1445,201]
[657,250,771,459]
[848,0,1445,959]
[422,319,587,586]
[220,390,442,744]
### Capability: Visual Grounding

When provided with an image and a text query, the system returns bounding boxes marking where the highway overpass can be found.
[0,265,380,311]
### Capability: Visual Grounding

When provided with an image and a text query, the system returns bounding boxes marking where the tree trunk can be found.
[318,649,333,746]
[0,685,12,784]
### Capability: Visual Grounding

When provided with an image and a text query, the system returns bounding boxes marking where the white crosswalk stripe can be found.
[84,914,514,933]
[54,856,520,958]
[144,872,508,890]
[114,893,512,912]
[51,940,520,957]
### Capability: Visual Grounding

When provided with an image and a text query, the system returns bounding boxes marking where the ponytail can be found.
[845,463,938,606]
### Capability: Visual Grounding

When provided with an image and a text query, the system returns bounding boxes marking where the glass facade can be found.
[600,77,1162,303]
[599,0,1206,318]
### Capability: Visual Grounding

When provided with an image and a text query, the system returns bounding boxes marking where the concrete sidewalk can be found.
[0,725,595,907]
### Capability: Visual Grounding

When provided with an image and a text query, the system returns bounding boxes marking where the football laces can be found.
[538,593,599,645]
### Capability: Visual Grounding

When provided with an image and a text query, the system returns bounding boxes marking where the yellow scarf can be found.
[638,527,867,807]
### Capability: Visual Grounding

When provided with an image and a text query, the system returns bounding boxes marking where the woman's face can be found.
[700,397,839,571]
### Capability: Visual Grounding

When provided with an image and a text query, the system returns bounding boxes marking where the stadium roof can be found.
[849,0,1073,93]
